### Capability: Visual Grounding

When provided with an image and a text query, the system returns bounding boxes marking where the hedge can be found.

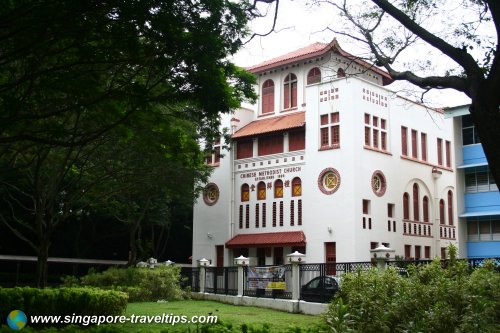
[0,287,128,322]
[63,265,185,302]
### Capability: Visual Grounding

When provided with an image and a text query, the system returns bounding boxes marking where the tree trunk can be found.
[471,85,500,191]
[36,237,50,287]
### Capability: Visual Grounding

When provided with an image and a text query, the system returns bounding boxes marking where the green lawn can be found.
[116,300,324,332]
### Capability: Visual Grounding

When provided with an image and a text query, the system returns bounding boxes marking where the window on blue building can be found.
[462,114,480,145]
[467,217,500,241]
[465,166,498,193]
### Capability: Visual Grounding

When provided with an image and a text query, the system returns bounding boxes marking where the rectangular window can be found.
[401,127,408,156]
[381,131,387,150]
[387,203,394,218]
[388,220,391,231]
[445,140,451,167]
[298,199,302,226]
[411,130,418,158]
[245,204,249,228]
[424,246,431,259]
[437,138,443,166]
[364,113,370,124]
[363,199,370,214]
[255,204,259,228]
[258,134,283,156]
[331,125,340,145]
[320,112,340,148]
[405,245,411,259]
[373,129,379,148]
[415,246,421,260]
[462,114,480,145]
[236,140,253,159]
[239,205,243,229]
[213,146,221,164]
[279,202,284,226]
[262,203,266,228]
[290,200,295,226]
[421,133,427,161]
[289,130,306,151]
[272,202,277,227]
[364,127,371,146]
[393,221,396,232]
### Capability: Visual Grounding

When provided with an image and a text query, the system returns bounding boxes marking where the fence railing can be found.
[205,267,238,295]
[180,258,499,303]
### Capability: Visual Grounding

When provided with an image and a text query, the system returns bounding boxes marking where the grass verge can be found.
[116,300,323,332]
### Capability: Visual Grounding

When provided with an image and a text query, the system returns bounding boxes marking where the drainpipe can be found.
[432,167,442,258]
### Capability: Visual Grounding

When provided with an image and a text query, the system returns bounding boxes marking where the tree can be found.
[0,0,256,148]
[0,0,258,286]
[258,0,500,189]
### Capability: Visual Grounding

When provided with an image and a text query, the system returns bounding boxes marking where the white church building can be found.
[192,39,458,267]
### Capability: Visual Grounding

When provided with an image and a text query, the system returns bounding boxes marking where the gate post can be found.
[198,258,210,293]
[370,243,395,270]
[235,255,249,296]
[287,251,305,301]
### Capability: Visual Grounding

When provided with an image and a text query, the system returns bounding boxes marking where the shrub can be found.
[0,324,129,333]
[63,265,185,302]
[0,287,127,326]
[325,258,500,333]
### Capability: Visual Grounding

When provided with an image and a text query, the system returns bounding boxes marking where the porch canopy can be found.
[225,231,306,248]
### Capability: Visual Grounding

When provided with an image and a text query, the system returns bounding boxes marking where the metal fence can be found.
[180,267,200,292]
[299,262,374,286]
[243,264,292,299]
[205,267,238,295]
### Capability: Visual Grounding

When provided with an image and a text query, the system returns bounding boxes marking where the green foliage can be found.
[0,325,127,333]
[63,266,185,302]
[325,260,500,333]
[0,287,128,321]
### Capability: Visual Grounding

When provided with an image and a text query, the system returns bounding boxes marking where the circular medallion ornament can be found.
[318,168,341,195]
[371,170,387,197]
[203,183,219,206]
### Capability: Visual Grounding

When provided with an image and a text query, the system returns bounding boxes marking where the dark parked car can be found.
[300,276,339,303]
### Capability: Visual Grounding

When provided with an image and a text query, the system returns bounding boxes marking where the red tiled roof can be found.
[232,112,305,139]
[225,231,306,248]
[247,42,327,72]
[247,38,393,85]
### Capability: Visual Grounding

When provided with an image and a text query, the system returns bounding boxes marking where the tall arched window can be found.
[447,190,453,225]
[413,183,420,221]
[403,192,409,220]
[274,179,283,198]
[337,68,346,78]
[292,177,302,197]
[307,67,321,85]
[262,79,275,114]
[439,199,445,224]
[284,73,297,109]
[423,196,429,222]
[257,182,266,200]
[241,184,249,202]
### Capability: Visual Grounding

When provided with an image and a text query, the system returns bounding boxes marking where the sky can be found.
[232,0,472,109]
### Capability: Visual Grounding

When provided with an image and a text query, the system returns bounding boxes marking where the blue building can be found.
[447,105,500,258]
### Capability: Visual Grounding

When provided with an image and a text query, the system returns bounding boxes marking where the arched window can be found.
[423,196,429,222]
[447,190,453,225]
[284,73,297,109]
[274,179,283,198]
[241,184,249,202]
[337,68,345,78]
[403,192,409,220]
[413,183,420,221]
[292,177,302,197]
[262,79,274,114]
[257,181,266,200]
[439,199,445,224]
[307,67,321,85]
